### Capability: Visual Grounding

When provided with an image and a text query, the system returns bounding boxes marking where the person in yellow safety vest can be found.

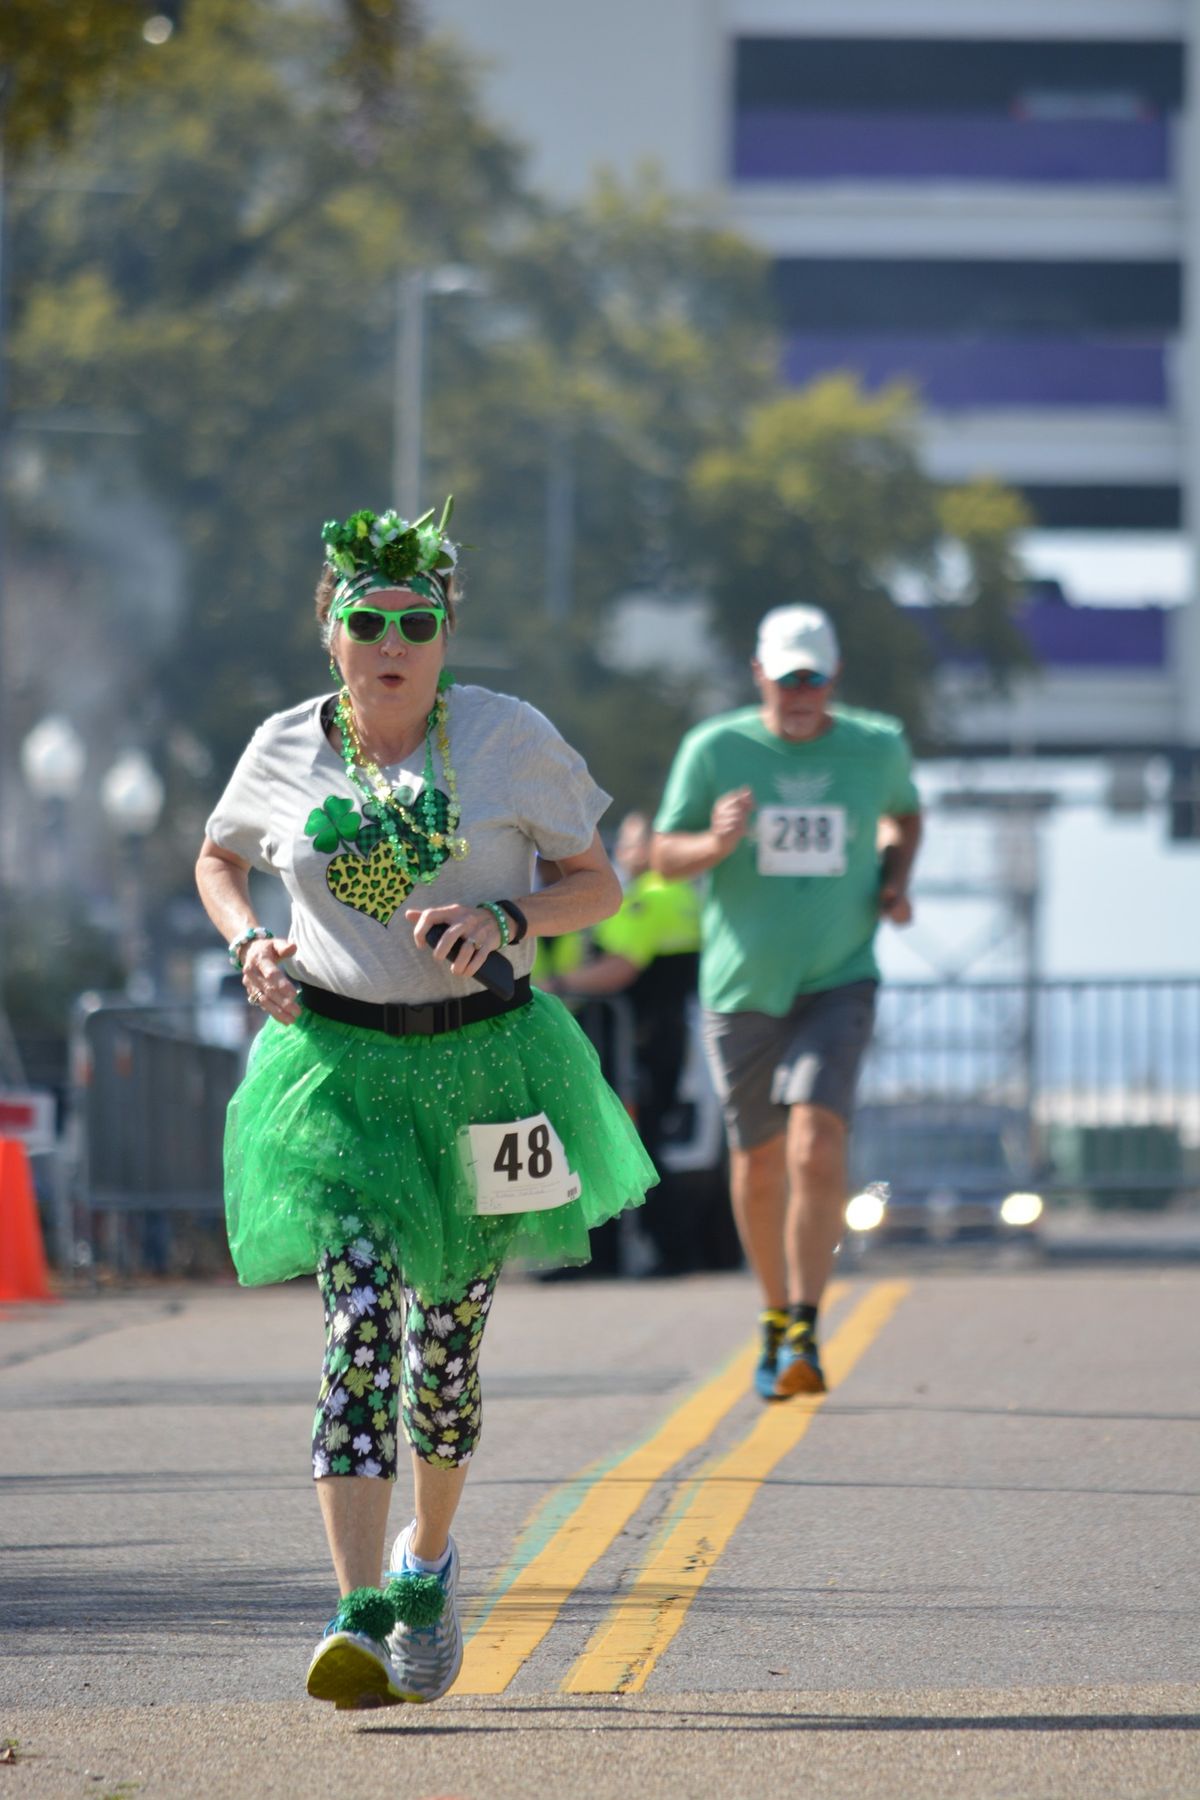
[531,925,587,994]
[541,812,702,1275]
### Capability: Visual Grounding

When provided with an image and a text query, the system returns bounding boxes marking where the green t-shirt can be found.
[594,871,701,969]
[653,704,919,1016]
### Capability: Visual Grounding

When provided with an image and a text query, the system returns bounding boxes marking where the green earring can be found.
[328,657,341,686]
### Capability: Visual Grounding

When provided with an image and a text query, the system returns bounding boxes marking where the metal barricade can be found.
[571,992,638,1107]
[69,975,1200,1274]
[861,977,1200,1209]
[71,996,252,1273]
[569,991,724,1173]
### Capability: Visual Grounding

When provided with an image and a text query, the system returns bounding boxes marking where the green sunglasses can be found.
[335,602,445,646]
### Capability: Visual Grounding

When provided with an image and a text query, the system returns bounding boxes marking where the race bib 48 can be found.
[459,1112,582,1215]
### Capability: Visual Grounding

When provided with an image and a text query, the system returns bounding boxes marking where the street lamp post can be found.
[19,715,88,1272]
[393,269,426,519]
[98,749,165,1276]
[544,416,576,621]
[392,265,486,517]
[20,715,87,889]
[100,750,165,996]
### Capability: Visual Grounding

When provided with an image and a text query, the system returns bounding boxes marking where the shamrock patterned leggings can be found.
[312,1233,499,1481]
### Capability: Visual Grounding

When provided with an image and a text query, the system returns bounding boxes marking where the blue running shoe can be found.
[774,1318,827,1397]
[755,1309,788,1401]
[384,1522,463,1703]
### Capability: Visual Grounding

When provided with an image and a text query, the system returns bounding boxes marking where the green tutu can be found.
[224,989,657,1296]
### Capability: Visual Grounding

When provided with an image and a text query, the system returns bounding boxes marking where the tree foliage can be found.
[2,905,125,1037]
[690,378,1032,741]
[413,171,780,810]
[9,32,778,814]
[0,1,151,158]
[0,0,429,158]
[446,172,776,614]
[10,0,522,763]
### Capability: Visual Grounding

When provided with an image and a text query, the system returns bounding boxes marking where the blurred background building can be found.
[432,0,1199,765]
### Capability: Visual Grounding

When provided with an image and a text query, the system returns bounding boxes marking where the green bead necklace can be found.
[334,677,469,881]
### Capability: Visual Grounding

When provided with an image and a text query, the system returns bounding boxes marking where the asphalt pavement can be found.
[2,1251,1199,1798]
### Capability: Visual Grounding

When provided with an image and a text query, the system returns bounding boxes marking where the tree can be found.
[0,0,429,158]
[10,118,776,814]
[429,171,776,619]
[689,376,1032,740]
[8,0,524,777]
[409,171,779,809]
[0,2,160,158]
[2,905,125,1040]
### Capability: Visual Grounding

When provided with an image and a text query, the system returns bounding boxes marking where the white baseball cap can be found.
[755,605,840,682]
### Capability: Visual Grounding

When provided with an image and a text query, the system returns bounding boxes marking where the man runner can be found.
[651,605,921,1397]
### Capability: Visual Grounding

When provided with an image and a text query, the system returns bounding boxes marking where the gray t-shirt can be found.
[205,685,611,1003]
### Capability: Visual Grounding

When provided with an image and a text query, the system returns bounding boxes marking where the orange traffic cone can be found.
[0,1135,59,1305]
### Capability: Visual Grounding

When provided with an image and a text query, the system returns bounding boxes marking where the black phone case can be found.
[425,922,516,1001]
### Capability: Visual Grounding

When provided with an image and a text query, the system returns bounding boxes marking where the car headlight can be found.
[845,1187,887,1232]
[1000,1191,1043,1228]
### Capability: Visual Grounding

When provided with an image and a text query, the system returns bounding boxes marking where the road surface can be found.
[3,1261,1198,1796]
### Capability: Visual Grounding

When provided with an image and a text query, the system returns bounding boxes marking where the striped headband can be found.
[331,569,447,611]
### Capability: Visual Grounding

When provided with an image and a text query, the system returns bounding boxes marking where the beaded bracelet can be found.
[478,901,511,948]
[495,898,528,944]
[228,924,271,969]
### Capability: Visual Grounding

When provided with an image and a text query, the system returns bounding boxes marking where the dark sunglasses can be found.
[776,669,831,691]
[336,603,445,646]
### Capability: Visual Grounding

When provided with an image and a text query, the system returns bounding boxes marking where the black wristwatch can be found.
[495,899,529,945]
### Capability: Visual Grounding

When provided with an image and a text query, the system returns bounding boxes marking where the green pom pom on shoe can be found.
[327,1572,447,1642]
[334,1586,397,1643]
[385,1570,446,1630]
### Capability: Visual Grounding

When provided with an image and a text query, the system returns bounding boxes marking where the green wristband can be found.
[478,901,510,947]
[228,924,270,969]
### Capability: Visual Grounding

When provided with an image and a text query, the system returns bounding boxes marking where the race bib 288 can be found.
[756,805,847,877]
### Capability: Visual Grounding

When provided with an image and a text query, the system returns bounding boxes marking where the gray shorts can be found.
[700,980,878,1151]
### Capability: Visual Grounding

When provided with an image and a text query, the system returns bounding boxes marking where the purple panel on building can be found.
[783,335,1168,409]
[931,595,1168,671]
[1019,595,1166,669]
[735,111,1170,183]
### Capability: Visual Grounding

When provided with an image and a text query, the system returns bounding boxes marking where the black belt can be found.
[299,977,532,1038]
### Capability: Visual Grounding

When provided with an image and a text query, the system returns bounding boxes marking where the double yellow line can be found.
[456,1278,908,1695]
[565,1278,907,1691]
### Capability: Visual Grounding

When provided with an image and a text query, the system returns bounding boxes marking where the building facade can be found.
[430,0,1199,752]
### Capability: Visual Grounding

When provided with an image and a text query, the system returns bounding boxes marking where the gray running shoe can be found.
[384,1521,463,1703]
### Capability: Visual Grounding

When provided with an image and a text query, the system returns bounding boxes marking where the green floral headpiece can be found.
[322,496,457,609]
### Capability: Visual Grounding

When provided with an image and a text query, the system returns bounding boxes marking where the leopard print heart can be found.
[326,839,412,925]
[325,788,455,924]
